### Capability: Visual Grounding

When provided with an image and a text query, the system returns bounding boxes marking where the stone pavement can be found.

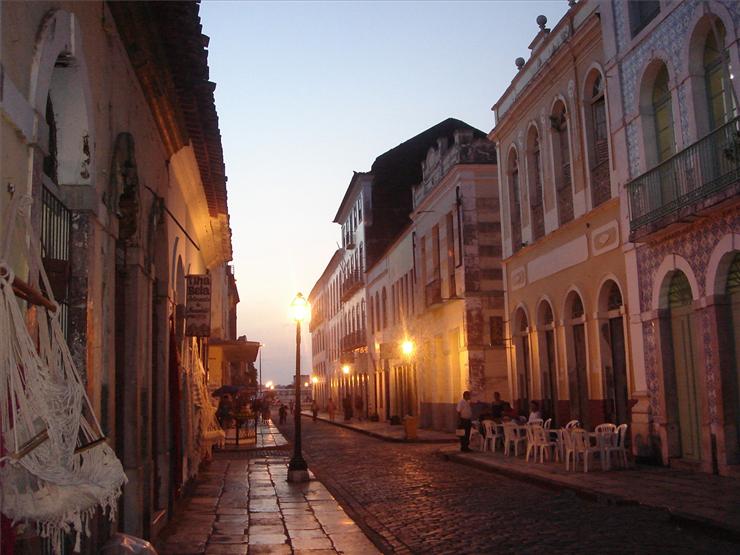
[220,420,289,451]
[301,411,457,443]
[156,421,379,554]
[284,418,740,553]
[444,445,740,538]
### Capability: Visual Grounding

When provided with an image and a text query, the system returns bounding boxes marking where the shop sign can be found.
[186,274,211,336]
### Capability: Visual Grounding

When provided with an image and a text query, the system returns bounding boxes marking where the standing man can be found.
[456,391,473,452]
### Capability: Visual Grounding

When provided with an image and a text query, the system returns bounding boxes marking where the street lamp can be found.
[342,364,351,375]
[401,339,415,357]
[288,292,310,482]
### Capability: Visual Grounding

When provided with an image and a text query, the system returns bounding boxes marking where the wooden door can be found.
[519,336,531,415]
[571,324,589,427]
[544,330,558,425]
[609,317,629,424]
[671,305,701,461]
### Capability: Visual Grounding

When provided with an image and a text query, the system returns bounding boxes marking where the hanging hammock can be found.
[0,195,127,554]
[190,343,225,457]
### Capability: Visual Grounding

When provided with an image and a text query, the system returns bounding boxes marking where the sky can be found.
[199,0,569,386]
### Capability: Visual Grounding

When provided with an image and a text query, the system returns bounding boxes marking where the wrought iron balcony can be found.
[341,329,367,351]
[340,271,363,302]
[425,278,442,308]
[628,116,740,240]
[308,310,324,332]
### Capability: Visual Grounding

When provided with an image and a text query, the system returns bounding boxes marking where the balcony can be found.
[425,278,442,308]
[341,329,367,351]
[628,117,740,240]
[340,271,363,302]
[309,310,324,332]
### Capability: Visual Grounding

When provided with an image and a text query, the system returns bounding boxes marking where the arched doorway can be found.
[537,301,558,425]
[667,271,701,461]
[723,254,740,450]
[513,308,530,415]
[566,291,589,427]
[599,281,630,424]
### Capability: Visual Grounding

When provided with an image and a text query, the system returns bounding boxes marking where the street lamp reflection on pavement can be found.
[288,292,310,482]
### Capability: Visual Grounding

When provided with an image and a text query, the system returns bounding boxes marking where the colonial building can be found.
[1,1,236,551]
[491,2,635,432]
[310,119,504,431]
[601,0,740,474]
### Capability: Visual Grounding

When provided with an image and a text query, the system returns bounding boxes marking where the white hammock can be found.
[190,342,224,464]
[0,195,127,554]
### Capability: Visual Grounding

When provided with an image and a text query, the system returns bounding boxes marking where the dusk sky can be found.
[200,0,569,386]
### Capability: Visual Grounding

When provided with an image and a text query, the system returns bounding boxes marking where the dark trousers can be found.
[459,418,472,451]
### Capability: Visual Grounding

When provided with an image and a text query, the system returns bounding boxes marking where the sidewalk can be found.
[156,421,379,554]
[442,446,740,538]
[301,410,457,443]
[219,419,289,451]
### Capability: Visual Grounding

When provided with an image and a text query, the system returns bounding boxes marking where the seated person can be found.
[527,401,543,423]
[490,392,510,421]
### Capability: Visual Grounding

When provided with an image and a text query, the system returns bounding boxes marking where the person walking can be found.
[456,390,473,452]
[354,395,364,421]
[311,399,319,422]
[278,403,288,425]
[327,397,336,422]
[342,395,353,421]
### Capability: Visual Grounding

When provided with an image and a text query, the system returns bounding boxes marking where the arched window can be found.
[369,295,375,332]
[652,65,675,164]
[381,287,388,329]
[508,149,523,252]
[565,291,589,427]
[527,127,545,240]
[551,101,574,225]
[587,73,611,207]
[703,23,735,131]
[513,308,531,414]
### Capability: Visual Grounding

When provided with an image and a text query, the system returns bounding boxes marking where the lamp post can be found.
[288,292,310,482]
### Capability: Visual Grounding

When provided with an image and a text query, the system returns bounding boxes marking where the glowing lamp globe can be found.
[401,339,415,356]
[311,376,319,384]
[342,365,350,375]
[289,292,310,322]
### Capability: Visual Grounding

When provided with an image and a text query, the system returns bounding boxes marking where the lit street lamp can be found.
[288,292,310,482]
[401,339,415,357]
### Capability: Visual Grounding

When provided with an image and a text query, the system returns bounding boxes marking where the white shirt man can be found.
[456,391,473,452]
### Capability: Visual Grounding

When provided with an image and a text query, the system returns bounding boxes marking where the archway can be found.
[598,280,629,424]
[665,271,702,461]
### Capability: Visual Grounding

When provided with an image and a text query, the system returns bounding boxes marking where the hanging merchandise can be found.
[190,342,225,460]
[0,195,127,554]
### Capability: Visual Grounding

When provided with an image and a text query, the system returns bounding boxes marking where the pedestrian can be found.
[311,399,319,422]
[327,397,336,422]
[262,400,271,423]
[278,403,287,424]
[354,395,364,421]
[456,390,473,452]
[342,395,353,421]
[216,394,234,429]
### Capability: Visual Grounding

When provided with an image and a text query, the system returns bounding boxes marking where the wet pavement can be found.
[280,416,740,554]
[156,421,379,554]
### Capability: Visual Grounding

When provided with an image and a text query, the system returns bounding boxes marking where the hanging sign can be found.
[186,274,211,336]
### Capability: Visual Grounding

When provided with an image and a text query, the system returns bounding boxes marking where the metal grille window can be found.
[41,184,72,339]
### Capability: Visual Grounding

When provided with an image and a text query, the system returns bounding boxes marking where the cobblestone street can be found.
[280,418,740,554]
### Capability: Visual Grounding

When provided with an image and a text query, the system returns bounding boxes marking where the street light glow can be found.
[311,376,319,384]
[289,292,310,322]
[401,339,415,356]
[303,381,309,387]
[342,364,350,375]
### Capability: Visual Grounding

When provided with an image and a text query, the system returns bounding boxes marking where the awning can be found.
[209,339,260,363]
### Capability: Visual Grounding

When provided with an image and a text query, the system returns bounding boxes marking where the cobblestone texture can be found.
[281,418,740,554]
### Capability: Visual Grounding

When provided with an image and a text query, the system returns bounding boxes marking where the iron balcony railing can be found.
[425,278,442,308]
[341,329,367,351]
[628,116,740,237]
[340,271,363,302]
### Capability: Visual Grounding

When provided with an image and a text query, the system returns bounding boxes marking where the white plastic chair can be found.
[503,422,527,456]
[469,423,483,451]
[565,419,580,430]
[479,420,500,452]
[605,423,629,469]
[595,423,617,434]
[570,428,600,472]
[543,418,552,430]
[532,425,559,463]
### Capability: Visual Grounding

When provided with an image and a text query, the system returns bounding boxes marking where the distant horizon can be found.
[200,0,570,385]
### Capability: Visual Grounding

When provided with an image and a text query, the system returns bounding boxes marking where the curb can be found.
[441,449,740,542]
[300,412,457,444]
